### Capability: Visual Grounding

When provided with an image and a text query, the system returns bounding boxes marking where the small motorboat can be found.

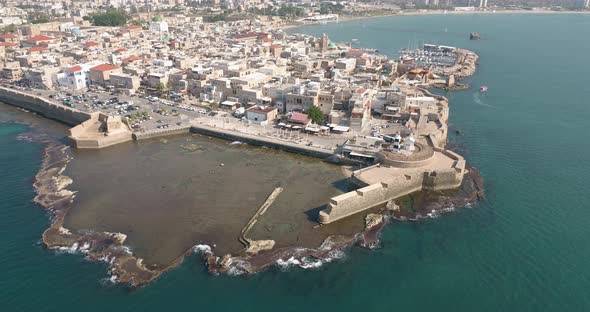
[479,86,488,92]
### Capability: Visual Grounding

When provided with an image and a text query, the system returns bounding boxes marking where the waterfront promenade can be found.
[0,86,346,158]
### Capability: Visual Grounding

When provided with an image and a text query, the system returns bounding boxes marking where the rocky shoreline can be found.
[31,138,167,287]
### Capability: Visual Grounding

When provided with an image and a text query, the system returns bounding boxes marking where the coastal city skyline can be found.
[1,1,589,311]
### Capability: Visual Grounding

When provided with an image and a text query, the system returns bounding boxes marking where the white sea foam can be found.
[299,257,323,269]
[78,242,90,253]
[193,244,212,254]
[276,250,345,271]
[56,242,79,254]
[100,274,119,286]
[97,255,113,264]
[276,257,301,271]
[227,265,247,276]
[119,246,132,255]
[325,250,345,262]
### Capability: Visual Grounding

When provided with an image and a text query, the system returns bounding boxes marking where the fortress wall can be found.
[70,131,134,149]
[68,112,100,137]
[67,112,133,148]
[319,172,425,224]
[320,148,468,224]
[0,87,91,126]
[349,173,371,189]
[422,170,463,191]
[0,88,132,149]
[190,124,334,159]
[376,151,435,168]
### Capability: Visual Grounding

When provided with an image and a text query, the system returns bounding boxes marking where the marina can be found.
[399,44,459,68]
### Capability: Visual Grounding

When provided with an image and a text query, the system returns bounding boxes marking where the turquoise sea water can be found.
[2,13,590,311]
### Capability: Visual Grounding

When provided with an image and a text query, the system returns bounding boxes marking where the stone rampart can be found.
[0,87,91,126]
[319,171,425,223]
[0,87,132,148]
[376,148,435,169]
[319,149,467,224]
[68,113,133,148]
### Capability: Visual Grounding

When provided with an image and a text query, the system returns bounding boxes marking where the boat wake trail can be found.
[473,92,494,108]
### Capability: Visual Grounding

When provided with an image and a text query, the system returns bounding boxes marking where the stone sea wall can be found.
[0,87,133,148]
[68,113,133,148]
[189,124,335,159]
[319,150,466,224]
[0,87,91,126]
[319,170,425,224]
[133,125,191,140]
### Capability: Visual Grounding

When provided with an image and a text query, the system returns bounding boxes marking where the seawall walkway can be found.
[189,122,336,159]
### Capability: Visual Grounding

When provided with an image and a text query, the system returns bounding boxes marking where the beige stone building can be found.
[110,73,140,93]
[88,64,122,87]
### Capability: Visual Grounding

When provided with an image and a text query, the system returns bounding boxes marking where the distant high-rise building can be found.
[418,0,441,6]
[479,0,487,7]
[585,0,590,9]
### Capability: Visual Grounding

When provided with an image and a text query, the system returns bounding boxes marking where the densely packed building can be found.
[0,7,461,145]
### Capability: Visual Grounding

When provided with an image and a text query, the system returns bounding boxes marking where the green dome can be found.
[328,42,337,48]
[152,16,161,22]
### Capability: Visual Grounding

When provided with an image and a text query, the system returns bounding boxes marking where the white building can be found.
[246,106,278,125]
[56,61,103,90]
[150,21,169,33]
[405,96,436,109]
[402,135,416,151]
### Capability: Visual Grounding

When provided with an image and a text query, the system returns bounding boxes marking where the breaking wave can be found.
[275,250,346,271]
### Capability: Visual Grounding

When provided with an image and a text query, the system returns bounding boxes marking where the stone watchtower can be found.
[319,33,329,52]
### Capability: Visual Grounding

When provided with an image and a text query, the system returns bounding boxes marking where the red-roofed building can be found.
[29,46,48,54]
[121,55,142,65]
[84,41,98,48]
[125,25,143,34]
[88,63,122,87]
[269,44,283,58]
[0,33,18,43]
[22,35,59,47]
[288,112,310,125]
[57,62,104,90]
[66,65,83,73]
[0,42,18,48]
[345,49,366,58]
[246,106,278,125]
[114,48,127,53]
